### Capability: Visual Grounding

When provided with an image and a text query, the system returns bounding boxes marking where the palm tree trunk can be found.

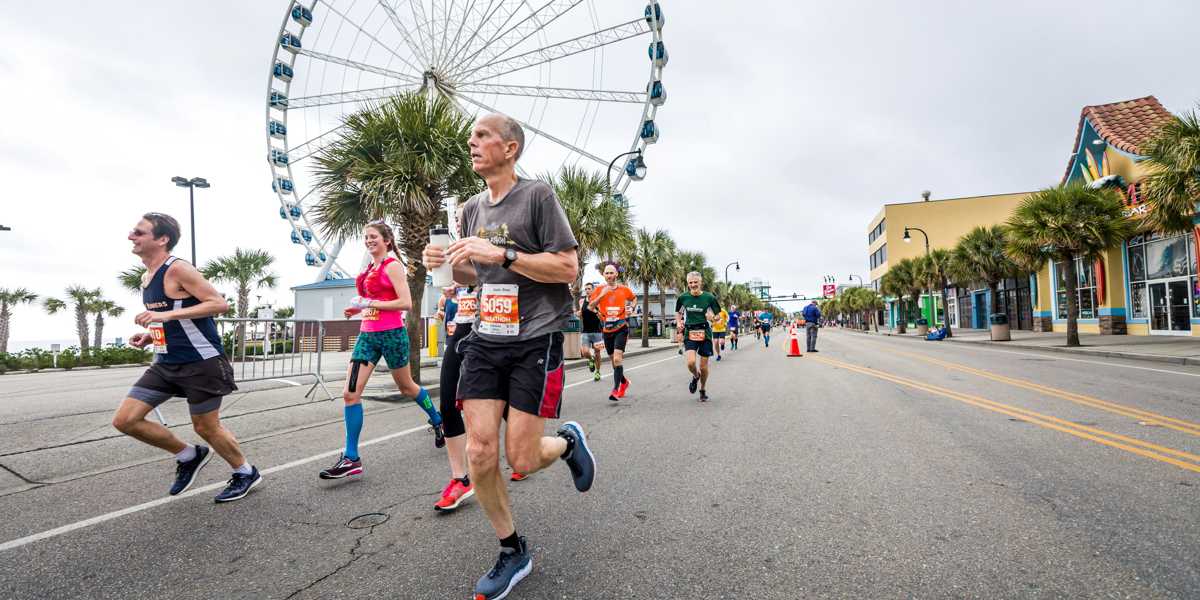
[658,293,667,339]
[641,281,651,348]
[940,285,952,337]
[0,306,10,354]
[988,282,1001,341]
[75,307,90,354]
[1063,256,1080,347]
[93,314,105,350]
[406,264,427,384]
[237,287,251,351]
[895,299,906,334]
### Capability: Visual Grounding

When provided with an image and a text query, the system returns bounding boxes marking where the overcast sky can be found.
[2,1,1199,347]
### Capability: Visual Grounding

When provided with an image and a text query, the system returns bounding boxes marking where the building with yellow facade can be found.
[868,96,1200,336]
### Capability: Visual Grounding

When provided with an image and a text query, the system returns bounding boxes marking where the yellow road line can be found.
[858,340,1200,437]
[808,355,1200,475]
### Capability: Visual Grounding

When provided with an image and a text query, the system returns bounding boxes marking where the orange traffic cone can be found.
[787,326,803,357]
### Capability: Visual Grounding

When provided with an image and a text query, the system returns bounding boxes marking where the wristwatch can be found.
[501,248,518,269]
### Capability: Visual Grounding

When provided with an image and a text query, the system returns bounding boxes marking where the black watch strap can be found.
[501,248,517,269]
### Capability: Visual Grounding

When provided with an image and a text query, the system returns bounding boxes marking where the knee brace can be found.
[348,360,370,392]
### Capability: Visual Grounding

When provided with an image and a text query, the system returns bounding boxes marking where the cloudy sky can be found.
[2,1,1198,348]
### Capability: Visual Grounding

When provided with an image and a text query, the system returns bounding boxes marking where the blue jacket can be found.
[802,304,821,324]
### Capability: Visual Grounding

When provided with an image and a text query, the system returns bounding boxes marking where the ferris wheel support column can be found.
[316,239,345,281]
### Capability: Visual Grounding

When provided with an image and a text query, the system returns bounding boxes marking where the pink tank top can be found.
[356,258,406,332]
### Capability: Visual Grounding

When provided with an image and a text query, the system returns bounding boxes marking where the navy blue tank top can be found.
[143,256,224,364]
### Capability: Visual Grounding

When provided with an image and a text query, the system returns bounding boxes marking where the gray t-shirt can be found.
[460,178,578,342]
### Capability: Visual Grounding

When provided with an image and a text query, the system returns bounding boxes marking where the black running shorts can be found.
[602,326,628,355]
[456,332,565,419]
[128,356,237,415]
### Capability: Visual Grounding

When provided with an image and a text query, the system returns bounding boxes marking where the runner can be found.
[727,305,741,350]
[711,305,729,361]
[434,284,478,511]
[577,282,604,383]
[111,212,262,502]
[753,312,762,340]
[318,221,444,481]
[675,271,721,402]
[588,263,637,401]
[759,310,774,347]
[422,113,595,600]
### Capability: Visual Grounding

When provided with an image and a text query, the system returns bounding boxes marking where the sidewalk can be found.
[852,326,1200,367]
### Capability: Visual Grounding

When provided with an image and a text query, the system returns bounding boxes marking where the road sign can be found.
[822,284,836,298]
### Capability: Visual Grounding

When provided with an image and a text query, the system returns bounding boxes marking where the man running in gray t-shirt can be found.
[422,113,596,600]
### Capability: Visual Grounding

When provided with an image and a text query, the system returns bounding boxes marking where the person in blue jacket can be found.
[802,301,822,353]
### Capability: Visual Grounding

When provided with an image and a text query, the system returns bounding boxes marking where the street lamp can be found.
[172,176,210,265]
[606,150,646,199]
[848,274,863,287]
[903,226,935,327]
[724,261,740,283]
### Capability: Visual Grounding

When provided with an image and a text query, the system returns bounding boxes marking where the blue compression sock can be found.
[414,388,441,426]
[344,403,364,460]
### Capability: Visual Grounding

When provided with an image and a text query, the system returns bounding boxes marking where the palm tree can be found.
[653,233,679,327]
[881,258,917,333]
[952,225,1021,338]
[918,248,957,337]
[1006,183,1134,347]
[118,265,147,294]
[44,286,98,353]
[622,228,675,348]
[543,166,634,295]
[673,251,716,293]
[310,92,480,382]
[203,248,279,347]
[0,288,39,354]
[1140,107,1200,235]
[88,297,125,350]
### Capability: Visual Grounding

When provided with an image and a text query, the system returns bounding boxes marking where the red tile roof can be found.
[1062,96,1175,183]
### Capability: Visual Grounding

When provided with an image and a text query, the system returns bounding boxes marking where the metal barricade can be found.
[216,318,334,400]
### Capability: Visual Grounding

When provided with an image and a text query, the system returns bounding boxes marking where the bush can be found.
[57,348,79,370]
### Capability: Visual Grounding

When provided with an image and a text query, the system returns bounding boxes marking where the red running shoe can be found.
[615,377,630,398]
[434,478,474,512]
[510,471,529,482]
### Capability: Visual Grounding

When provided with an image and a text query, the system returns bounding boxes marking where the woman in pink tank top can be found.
[317,222,444,481]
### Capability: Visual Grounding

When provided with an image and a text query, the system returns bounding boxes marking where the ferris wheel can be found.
[266,0,669,280]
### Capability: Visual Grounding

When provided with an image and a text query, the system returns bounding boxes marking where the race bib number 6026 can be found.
[479,284,520,336]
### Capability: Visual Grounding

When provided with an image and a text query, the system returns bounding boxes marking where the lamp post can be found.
[172,176,211,265]
[606,150,646,203]
[724,261,740,284]
[903,226,935,327]
[848,274,863,288]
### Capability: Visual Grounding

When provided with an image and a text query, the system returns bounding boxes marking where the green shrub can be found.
[57,349,79,370]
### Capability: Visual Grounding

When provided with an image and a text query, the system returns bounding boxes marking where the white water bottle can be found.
[429,227,454,287]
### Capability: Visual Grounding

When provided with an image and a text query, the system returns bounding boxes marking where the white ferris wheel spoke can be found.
[286,123,348,163]
[298,49,420,82]
[319,1,427,75]
[445,0,524,74]
[440,0,506,73]
[457,18,650,84]
[376,0,432,66]
[453,82,642,103]
[441,0,480,69]
[454,92,612,169]
[405,0,436,67]
[449,0,581,80]
[288,83,422,109]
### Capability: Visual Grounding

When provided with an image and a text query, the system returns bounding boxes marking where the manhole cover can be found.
[347,512,389,529]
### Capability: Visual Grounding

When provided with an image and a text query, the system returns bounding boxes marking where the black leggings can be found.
[439,323,472,438]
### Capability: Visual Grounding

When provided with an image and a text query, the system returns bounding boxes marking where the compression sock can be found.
[414,387,441,426]
[500,531,522,551]
[613,365,624,390]
[344,403,364,460]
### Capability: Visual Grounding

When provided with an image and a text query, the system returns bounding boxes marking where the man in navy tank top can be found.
[111,213,263,503]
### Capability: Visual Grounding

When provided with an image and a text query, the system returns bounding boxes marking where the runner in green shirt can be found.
[674,271,721,402]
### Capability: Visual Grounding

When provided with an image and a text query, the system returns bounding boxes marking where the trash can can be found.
[989,313,1011,341]
[563,316,583,358]
[915,318,929,337]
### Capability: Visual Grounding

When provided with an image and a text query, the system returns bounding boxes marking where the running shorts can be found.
[682,325,713,357]
[603,327,628,355]
[712,331,727,339]
[581,332,604,347]
[456,332,565,419]
[351,327,411,369]
[128,356,237,415]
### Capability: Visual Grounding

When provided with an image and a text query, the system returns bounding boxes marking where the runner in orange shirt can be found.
[588,263,637,402]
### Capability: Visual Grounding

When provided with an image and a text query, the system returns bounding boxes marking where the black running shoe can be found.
[474,538,532,600]
[557,421,595,492]
[688,376,699,394]
[608,393,619,402]
[319,455,362,480]
[699,390,709,402]
[432,422,446,448]
[215,467,263,503]
[169,445,212,496]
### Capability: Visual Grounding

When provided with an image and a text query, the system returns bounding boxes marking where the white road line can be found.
[267,378,303,387]
[0,351,680,553]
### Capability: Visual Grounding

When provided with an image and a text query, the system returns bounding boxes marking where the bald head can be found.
[480,113,524,160]
[470,113,525,177]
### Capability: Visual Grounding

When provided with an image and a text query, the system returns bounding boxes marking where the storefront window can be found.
[1130,282,1147,319]
[1127,233,1198,322]
[1054,259,1098,319]
[1145,236,1190,280]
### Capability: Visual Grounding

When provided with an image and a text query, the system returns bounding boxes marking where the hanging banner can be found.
[822,284,836,298]
[1094,257,1106,304]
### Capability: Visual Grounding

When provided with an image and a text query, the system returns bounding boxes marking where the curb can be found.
[844,328,1200,367]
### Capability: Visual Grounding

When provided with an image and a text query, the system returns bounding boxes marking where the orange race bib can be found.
[361,307,380,321]
[479,284,519,336]
[688,329,706,342]
[456,296,478,321]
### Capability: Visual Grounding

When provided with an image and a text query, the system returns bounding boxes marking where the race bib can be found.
[361,307,380,321]
[456,296,478,323]
[479,284,519,336]
[446,322,458,336]
[688,329,706,342]
[606,307,621,318]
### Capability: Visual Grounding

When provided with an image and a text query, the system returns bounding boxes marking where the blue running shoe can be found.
[474,538,532,600]
[556,421,595,492]
[214,467,263,503]
[169,445,212,496]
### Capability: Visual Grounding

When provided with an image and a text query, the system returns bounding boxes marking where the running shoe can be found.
[616,377,630,398]
[587,356,595,372]
[510,471,528,482]
[474,537,532,600]
[557,421,595,492]
[214,467,263,503]
[608,392,619,402]
[432,421,446,448]
[319,455,363,480]
[593,368,601,382]
[688,375,699,394]
[434,478,474,512]
[699,390,709,402]
[716,355,722,362]
[169,445,212,496]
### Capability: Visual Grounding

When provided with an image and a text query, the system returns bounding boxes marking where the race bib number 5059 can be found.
[479,284,520,336]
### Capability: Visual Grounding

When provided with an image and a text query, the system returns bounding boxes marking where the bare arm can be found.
[445,237,578,284]
[135,263,228,326]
